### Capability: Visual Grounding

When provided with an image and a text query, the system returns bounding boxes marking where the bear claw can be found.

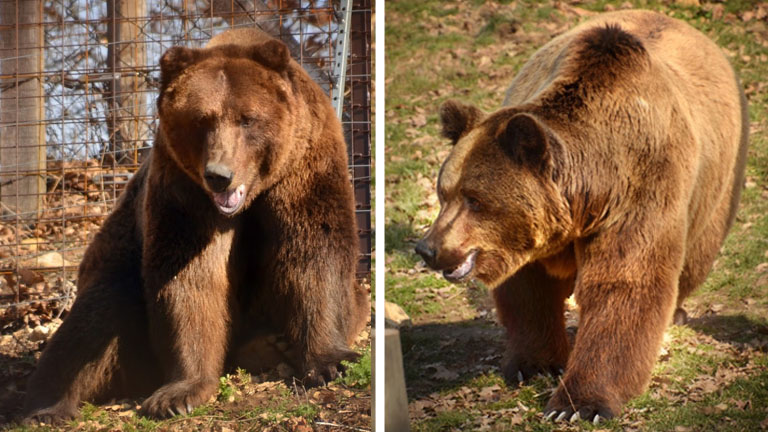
[504,364,562,387]
[139,379,215,419]
[23,405,79,426]
[543,408,607,424]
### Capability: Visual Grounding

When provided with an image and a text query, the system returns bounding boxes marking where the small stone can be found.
[30,325,50,342]
[384,301,412,328]
[30,252,74,269]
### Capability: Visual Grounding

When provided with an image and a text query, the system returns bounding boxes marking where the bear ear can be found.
[160,46,203,89]
[439,100,484,145]
[497,113,550,167]
[248,39,291,71]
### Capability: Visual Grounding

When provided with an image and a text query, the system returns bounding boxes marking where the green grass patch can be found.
[412,410,474,432]
[338,347,372,389]
[386,273,453,317]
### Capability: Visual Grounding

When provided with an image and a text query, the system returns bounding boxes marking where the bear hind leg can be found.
[23,280,155,424]
[675,198,737,325]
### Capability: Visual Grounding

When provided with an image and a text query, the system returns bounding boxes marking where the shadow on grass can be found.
[0,350,36,424]
[399,320,506,400]
[399,312,768,402]
[688,313,768,345]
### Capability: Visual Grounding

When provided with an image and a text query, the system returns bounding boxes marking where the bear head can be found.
[156,39,296,216]
[416,100,573,286]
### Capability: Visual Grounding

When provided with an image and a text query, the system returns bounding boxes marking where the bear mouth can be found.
[443,250,478,283]
[212,184,246,215]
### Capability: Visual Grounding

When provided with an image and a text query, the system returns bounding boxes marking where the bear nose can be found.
[204,163,234,193]
[415,239,436,267]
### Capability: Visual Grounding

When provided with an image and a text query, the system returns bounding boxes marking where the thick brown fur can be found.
[22,28,369,423]
[417,10,748,420]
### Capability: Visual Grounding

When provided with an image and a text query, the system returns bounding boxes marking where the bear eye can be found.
[240,116,257,128]
[465,196,482,212]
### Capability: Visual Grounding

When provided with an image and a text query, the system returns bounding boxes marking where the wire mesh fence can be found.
[0,0,372,324]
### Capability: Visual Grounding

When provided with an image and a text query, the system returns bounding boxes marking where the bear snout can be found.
[415,239,437,267]
[204,163,234,193]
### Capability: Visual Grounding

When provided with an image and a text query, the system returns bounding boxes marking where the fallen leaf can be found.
[411,114,428,128]
[425,363,459,381]
[711,4,725,20]
[478,384,501,402]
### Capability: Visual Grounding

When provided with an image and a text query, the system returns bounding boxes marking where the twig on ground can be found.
[558,375,577,414]
[315,421,370,431]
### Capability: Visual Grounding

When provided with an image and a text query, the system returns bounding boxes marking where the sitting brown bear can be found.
[416,10,747,422]
[23,28,369,422]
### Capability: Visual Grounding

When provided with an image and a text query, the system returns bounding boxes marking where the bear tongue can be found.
[444,250,478,282]
[213,184,246,213]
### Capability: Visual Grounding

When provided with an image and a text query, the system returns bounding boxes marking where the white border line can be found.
[373,0,385,430]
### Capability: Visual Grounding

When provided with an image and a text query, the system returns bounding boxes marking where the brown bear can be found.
[416,10,748,423]
[23,28,370,422]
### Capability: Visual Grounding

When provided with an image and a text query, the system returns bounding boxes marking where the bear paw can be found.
[543,391,617,424]
[301,365,341,387]
[502,358,563,387]
[139,379,217,419]
[23,404,79,426]
[301,349,359,388]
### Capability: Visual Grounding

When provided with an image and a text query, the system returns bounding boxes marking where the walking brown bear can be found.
[416,10,748,422]
[23,28,370,422]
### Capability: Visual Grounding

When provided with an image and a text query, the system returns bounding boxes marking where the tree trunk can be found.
[105,0,148,165]
[0,0,46,221]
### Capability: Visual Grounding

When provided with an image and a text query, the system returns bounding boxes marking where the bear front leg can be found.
[139,199,236,419]
[493,262,573,386]
[271,244,360,387]
[258,190,361,387]
[544,229,682,422]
